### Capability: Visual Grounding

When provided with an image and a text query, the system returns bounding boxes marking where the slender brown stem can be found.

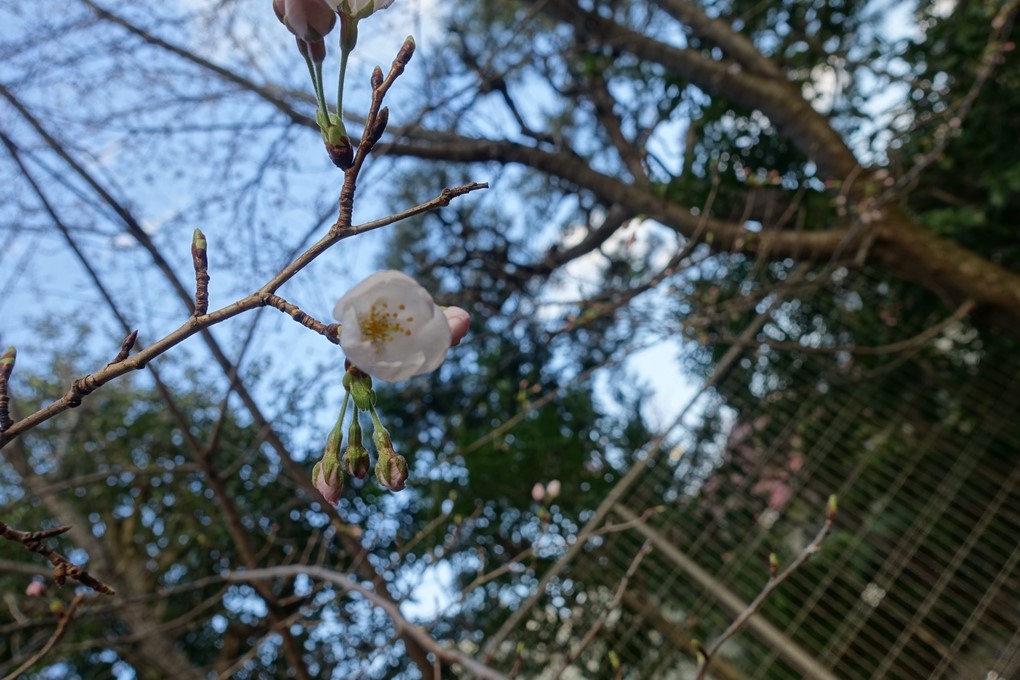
[263,295,339,343]
[553,540,654,678]
[0,346,14,431]
[0,181,486,450]
[2,594,84,680]
[695,497,837,679]
[0,521,115,595]
[229,565,509,680]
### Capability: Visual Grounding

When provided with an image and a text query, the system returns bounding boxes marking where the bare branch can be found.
[553,540,654,677]
[0,522,114,596]
[0,346,14,432]
[695,496,838,679]
[2,594,85,680]
[263,294,340,343]
[542,0,861,182]
[0,181,486,450]
[707,299,977,356]
[886,0,1020,198]
[651,0,786,80]
[228,565,510,680]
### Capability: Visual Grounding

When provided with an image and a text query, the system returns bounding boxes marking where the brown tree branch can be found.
[695,496,837,679]
[71,0,1020,334]
[383,134,854,259]
[543,0,861,182]
[651,0,786,80]
[2,594,84,680]
[81,0,316,128]
[1,45,485,677]
[0,522,114,595]
[228,565,510,680]
[0,181,484,449]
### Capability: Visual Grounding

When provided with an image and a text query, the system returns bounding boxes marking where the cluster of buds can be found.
[531,479,561,504]
[531,479,561,526]
[311,363,410,504]
[312,271,471,504]
[272,0,396,168]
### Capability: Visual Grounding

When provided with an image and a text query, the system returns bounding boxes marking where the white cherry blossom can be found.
[321,0,395,19]
[334,270,451,381]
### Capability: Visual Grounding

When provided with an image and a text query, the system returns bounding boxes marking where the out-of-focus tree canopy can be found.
[1,0,1018,677]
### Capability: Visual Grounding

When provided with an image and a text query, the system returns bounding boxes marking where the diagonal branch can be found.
[229,565,510,680]
[695,497,837,679]
[2,594,85,680]
[2,86,484,675]
[81,0,316,129]
[383,134,854,260]
[0,181,484,448]
[0,523,113,595]
[651,0,785,80]
[543,0,861,182]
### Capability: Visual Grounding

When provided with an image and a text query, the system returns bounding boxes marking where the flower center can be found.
[358,300,415,352]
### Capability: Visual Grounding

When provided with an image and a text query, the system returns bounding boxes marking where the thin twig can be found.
[553,540,654,678]
[709,299,975,356]
[2,594,84,680]
[695,496,837,679]
[885,0,1019,200]
[0,522,115,596]
[228,565,509,680]
[0,181,486,450]
[263,295,339,343]
[441,506,664,627]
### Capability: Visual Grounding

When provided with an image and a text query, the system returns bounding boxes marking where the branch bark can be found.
[68,0,1020,334]
[229,566,510,680]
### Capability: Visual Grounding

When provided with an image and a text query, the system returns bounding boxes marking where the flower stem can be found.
[368,404,385,434]
[337,387,351,428]
[310,56,331,126]
[337,13,358,119]
[337,47,350,119]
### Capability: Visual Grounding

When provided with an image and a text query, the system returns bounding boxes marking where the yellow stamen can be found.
[358,300,416,353]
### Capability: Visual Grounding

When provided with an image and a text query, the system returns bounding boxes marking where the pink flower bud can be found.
[546,479,561,500]
[531,482,545,503]
[25,580,46,597]
[313,458,343,505]
[342,418,370,480]
[274,0,337,42]
[298,37,327,64]
[375,449,409,492]
[444,306,471,347]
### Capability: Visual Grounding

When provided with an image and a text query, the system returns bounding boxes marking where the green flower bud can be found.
[342,417,370,480]
[313,415,344,504]
[375,447,408,492]
[321,114,354,169]
[348,371,376,410]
